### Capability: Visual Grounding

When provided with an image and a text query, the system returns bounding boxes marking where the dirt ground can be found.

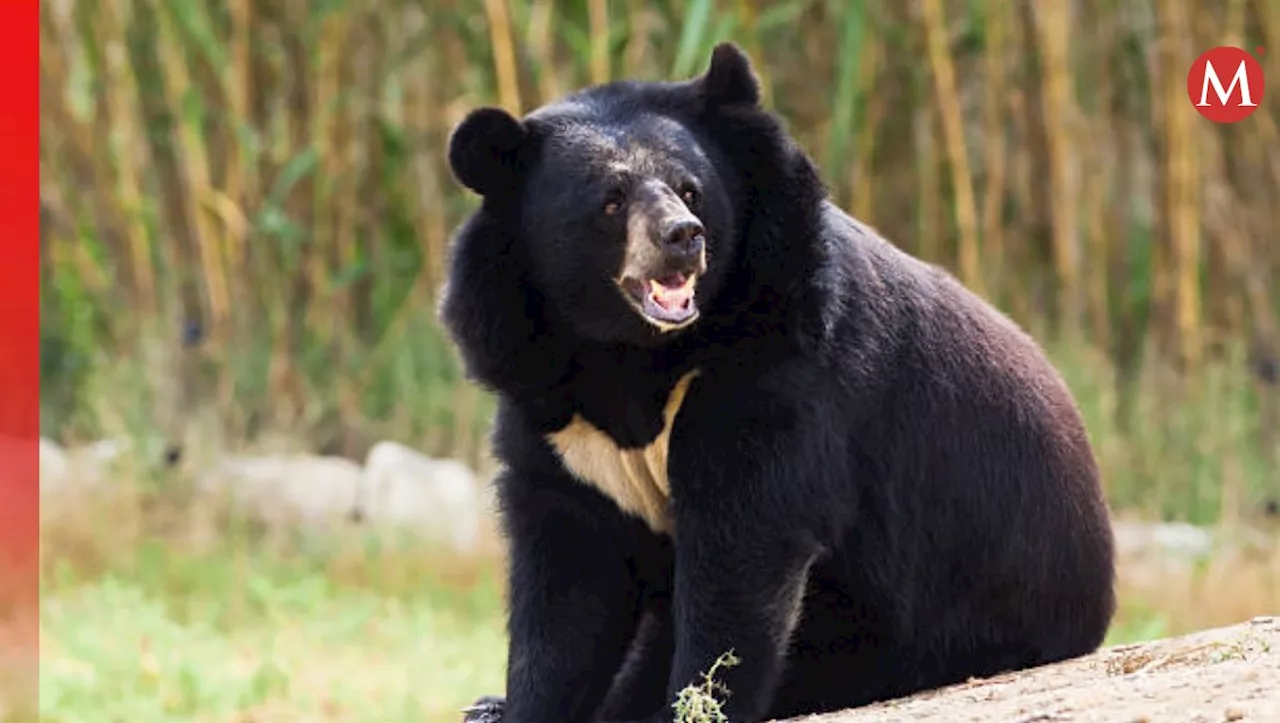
[786,616,1280,723]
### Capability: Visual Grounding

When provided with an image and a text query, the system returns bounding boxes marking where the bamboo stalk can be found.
[850,36,883,223]
[528,0,560,103]
[484,0,522,113]
[922,0,982,295]
[622,0,649,79]
[588,0,610,85]
[860,6,918,259]
[38,10,102,259]
[47,4,126,298]
[1155,0,1203,372]
[224,0,253,289]
[1030,0,1081,331]
[1080,0,1112,347]
[916,106,941,263]
[98,0,156,319]
[980,0,1008,306]
[1082,152,1111,346]
[312,5,347,337]
[1103,15,1140,432]
[1201,0,1245,340]
[826,1,865,204]
[154,0,232,342]
[1014,2,1053,327]
[411,15,449,305]
[72,1,136,303]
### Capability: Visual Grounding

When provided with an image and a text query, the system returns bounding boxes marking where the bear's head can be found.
[445,43,768,349]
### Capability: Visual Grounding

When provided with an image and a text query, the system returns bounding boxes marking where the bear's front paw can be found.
[461,695,505,723]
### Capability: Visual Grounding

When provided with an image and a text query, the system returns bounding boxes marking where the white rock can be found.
[195,454,364,530]
[358,441,484,553]
[81,437,129,465]
[39,437,69,493]
[1112,520,1215,560]
[40,437,129,498]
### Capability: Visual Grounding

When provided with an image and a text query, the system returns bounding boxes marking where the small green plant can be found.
[672,650,741,723]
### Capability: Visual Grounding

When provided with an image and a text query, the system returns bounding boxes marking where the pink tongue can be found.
[649,278,693,312]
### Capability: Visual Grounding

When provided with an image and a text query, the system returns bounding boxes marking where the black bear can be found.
[440,42,1116,723]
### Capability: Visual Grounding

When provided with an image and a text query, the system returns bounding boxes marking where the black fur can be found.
[440,42,1117,723]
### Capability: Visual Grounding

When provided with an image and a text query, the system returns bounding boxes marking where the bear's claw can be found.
[461,695,505,723]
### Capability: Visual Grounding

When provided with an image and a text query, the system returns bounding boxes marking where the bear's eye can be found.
[680,186,700,207]
[603,190,625,216]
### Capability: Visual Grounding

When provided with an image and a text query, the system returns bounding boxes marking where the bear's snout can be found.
[660,218,705,257]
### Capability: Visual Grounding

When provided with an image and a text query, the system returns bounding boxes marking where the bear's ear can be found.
[448,107,527,197]
[699,42,761,107]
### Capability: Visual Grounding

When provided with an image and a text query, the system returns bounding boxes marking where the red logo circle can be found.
[1187,46,1266,123]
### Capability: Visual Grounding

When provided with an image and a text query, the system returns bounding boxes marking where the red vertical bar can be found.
[0,0,42,715]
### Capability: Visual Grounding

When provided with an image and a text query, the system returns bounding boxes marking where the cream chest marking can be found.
[545,370,700,534]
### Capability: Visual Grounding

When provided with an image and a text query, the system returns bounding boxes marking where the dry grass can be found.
[35,462,1279,722]
[1113,525,1280,639]
[38,454,508,723]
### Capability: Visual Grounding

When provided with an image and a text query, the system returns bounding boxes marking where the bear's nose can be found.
[661,219,705,255]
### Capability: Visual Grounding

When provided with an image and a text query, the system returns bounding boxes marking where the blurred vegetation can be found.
[34,446,1276,723]
[38,0,1280,523]
[39,500,507,722]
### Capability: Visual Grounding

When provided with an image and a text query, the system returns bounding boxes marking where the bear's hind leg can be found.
[595,604,675,721]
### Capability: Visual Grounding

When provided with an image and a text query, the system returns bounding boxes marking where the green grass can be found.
[1103,598,1171,647]
[36,531,1180,723]
[672,651,740,723]
[39,533,508,723]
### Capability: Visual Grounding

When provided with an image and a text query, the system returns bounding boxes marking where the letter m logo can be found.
[1187,46,1267,123]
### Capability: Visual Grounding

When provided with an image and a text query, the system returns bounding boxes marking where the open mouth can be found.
[619,272,700,329]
